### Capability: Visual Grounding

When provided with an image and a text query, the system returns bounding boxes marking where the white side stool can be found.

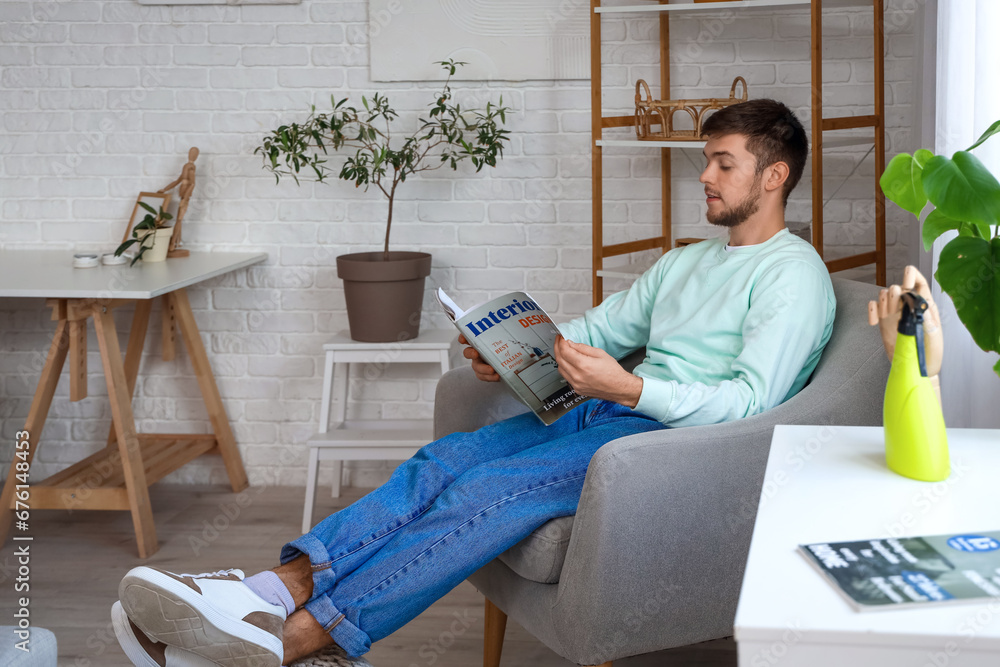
[302,329,454,533]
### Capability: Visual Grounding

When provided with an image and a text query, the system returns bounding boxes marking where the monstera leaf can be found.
[966,119,1000,152]
[935,236,1000,376]
[921,209,962,252]
[922,151,1000,235]
[880,151,930,217]
[881,121,1000,378]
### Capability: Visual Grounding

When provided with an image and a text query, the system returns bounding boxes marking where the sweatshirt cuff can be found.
[633,376,675,424]
[556,320,584,344]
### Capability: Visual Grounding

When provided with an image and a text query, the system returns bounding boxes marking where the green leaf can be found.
[139,201,157,215]
[880,153,927,217]
[922,209,961,251]
[922,152,1000,231]
[966,119,1000,152]
[935,235,1000,357]
[135,217,156,232]
[994,357,1000,379]
[114,239,136,256]
[967,222,987,239]
[913,148,934,169]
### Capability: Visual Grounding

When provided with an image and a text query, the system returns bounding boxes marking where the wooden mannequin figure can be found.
[158,147,199,258]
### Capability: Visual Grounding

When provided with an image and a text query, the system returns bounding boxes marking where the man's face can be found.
[699,133,764,229]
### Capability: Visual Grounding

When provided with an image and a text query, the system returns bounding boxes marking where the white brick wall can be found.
[0,0,918,491]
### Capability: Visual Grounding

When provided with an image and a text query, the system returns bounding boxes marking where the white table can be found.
[302,329,454,532]
[736,425,1000,667]
[0,249,266,557]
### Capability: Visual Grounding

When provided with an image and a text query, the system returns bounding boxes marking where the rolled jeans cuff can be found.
[280,532,338,601]
[304,595,371,658]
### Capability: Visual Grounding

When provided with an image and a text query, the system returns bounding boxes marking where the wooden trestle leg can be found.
[169,288,249,492]
[92,304,158,558]
[4,293,250,558]
[106,299,153,448]
[0,319,71,547]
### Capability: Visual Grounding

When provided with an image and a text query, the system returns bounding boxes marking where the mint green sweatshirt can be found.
[559,229,836,427]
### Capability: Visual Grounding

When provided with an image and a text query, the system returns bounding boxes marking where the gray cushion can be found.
[498,516,575,584]
[0,627,57,666]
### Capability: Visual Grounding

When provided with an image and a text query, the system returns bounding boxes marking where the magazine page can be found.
[437,288,591,425]
[799,530,1000,611]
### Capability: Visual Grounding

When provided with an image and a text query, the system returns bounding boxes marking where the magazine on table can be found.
[799,530,1000,611]
[436,288,591,426]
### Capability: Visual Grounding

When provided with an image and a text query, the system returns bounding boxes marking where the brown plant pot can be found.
[336,251,433,342]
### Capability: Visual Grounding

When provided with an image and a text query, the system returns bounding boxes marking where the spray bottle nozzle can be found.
[898,292,929,377]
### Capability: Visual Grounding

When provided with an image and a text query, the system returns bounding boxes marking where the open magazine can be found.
[436,288,591,425]
[799,530,1000,611]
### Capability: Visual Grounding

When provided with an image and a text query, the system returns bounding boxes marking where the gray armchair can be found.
[433,278,890,667]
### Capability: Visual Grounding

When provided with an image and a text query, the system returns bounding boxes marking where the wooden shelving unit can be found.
[590,0,887,305]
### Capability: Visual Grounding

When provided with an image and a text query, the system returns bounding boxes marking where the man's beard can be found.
[707,175,762,228]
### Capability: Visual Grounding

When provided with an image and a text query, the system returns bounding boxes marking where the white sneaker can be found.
[119,567,286,667]
[112,601,218,667]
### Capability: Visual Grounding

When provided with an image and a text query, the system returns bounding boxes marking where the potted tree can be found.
[880,120,1000,377]
[256,60,510,342]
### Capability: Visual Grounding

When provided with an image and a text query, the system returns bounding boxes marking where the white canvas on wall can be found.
[369,0,589,81]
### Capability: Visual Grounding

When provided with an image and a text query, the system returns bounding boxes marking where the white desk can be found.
[302,329,454,532]
[0,249,265,299]
[736,425,1000,667]
[0,249,267,557]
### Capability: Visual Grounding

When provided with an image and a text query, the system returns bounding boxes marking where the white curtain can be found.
[933,0,1000,427]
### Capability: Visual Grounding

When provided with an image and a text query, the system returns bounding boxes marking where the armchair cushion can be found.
[497,516,574,584]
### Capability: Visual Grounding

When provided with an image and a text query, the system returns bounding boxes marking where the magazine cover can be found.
[437,288,591,425]
[799,530,1000,611]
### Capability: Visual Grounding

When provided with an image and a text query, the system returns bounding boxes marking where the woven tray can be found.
[634,76,748,141]
[290,644,374,667]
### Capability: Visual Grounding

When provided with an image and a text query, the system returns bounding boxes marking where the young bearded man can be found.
[113,99,835,667]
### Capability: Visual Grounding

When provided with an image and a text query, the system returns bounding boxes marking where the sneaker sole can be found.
[112,600,220,667]
[112,601,162,667]
[119,567,283,667]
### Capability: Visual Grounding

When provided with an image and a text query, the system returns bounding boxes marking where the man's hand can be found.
[458,334,500,383]
[554,335,643,408]
[867,265,943,376]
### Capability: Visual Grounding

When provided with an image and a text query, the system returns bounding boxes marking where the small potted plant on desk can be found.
[115,203,174,265]
[255,59,510,342]
[880,119,1000,376]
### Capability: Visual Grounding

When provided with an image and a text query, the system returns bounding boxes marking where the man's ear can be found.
[764,161,790,194]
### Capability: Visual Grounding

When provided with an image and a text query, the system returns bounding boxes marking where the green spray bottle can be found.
[883,292,949,482]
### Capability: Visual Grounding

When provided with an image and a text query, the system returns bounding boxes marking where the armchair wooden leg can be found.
[484,598,507,667]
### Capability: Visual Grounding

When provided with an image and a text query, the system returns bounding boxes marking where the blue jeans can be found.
[280,399,667,657]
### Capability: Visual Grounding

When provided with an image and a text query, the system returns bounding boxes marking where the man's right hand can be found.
[458,334,500,382]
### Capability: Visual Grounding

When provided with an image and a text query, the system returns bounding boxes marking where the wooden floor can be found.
[0,484,736,667]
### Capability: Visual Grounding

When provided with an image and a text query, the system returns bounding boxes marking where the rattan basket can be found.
[634,76,748,141]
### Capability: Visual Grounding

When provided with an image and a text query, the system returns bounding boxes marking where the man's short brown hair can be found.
[701,99,807,205]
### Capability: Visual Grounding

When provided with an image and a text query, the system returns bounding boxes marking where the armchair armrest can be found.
[433,366,528,439]
[548,418,783,661]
